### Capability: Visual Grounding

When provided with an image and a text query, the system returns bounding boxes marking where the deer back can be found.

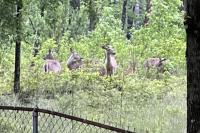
[144,58,166,72]
[144,58,160,68]
[44,59,61,73]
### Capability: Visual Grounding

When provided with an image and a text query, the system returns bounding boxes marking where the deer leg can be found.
[156,68,161,79]
[112,68,115,75]
[44,64,48,72]
[107,71,111,77]
[145,67,149,78]
[107,69,112,77]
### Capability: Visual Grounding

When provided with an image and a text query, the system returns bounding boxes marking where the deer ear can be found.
[70,48,73,52]
[101,45,106,49]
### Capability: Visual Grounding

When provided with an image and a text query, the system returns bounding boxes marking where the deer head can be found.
[43,49,54,60]
[101,45,116,55]
[66,48,83,70]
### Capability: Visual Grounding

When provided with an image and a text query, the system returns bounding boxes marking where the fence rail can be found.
[0,105,134,133]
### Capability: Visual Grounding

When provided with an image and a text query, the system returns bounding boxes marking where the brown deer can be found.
[124,61,137,76]
[43,49,61,73]
[101,45,117,76]
[144,57,167,73]
[66,48,83,70]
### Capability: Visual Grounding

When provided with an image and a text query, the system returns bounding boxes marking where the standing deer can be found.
[102,45,117,76]
[43,49,61,73]
[144,57,167,73]
[66,48,83,70]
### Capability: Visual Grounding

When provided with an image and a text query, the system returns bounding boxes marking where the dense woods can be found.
[0,0,187,132]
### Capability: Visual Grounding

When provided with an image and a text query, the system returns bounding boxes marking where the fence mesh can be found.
[0,106,134,133]
[0,110,32,133]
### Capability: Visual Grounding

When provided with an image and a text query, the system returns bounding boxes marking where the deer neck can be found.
[67,54,74,65]
[105,52,112,65]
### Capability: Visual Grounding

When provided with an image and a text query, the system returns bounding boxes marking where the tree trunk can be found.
[68,0,80,28]
[28,17,39,67]
[126,16,133,39]
[88,0,97,31]
[40,0,45,17]
[185,0,200,133]
[143,0,151,26]
[29,18,40,58]
[70,0,80,10]
[121,0,127,30]
[14,0,23,94]
[127,16,133,29]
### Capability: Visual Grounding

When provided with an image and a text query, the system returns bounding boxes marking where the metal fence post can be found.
[32,107,38,133]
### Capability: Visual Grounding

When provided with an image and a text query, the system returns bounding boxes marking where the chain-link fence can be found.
[0,105,134,133]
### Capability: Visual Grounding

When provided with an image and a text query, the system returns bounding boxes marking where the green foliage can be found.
[131,0,185,71]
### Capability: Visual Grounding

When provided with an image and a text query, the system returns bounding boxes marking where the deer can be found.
[144,57,167,73]
[66,48,83,70]
[101,45,117,76]
[124,61,137,76]
[43,49,61,73]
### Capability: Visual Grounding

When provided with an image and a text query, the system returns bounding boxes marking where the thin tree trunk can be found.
[134,3,141,28]
[88,0,97,31]
[185,0,200,133]
[31,0,43,57]
[126,16,133,39]
[70,0,80,10]
[121,0,127,30]
[29,17,39,67]
[40,0,45,17]
[29,18,39,58]
[143,0,151,26]
[14,0,23,94]
[68,0,80,29]
[127,16,133,29]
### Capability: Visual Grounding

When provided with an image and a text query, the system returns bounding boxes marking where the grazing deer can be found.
[124,61,137,76]
[102,45,117,76]
[43,49,61,73]
[66,48,83,70]
[144,57,167,73]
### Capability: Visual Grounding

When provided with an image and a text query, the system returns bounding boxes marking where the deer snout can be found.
[112,51,116,55]
[101,45,107,49]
